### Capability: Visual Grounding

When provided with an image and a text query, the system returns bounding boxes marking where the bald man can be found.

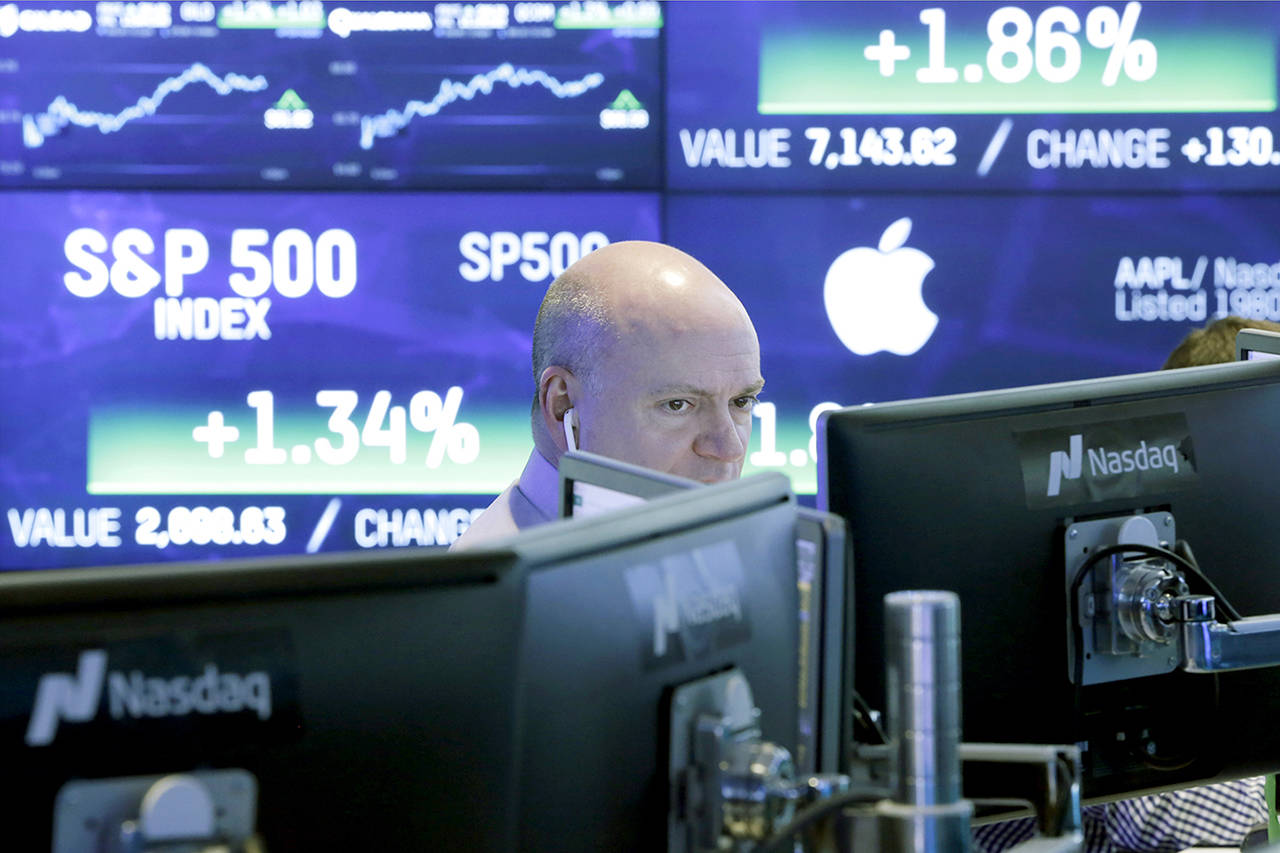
[451,241,763,550]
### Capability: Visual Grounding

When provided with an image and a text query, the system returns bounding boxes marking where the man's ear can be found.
[539,366,579,454]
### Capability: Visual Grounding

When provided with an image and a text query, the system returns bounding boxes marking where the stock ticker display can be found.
[4,0,1280,567]
[0,0,661,188]
[667,1,1280,191]
[1,189,660,566]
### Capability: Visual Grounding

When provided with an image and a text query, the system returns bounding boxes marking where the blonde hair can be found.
[1162,316,1280,369]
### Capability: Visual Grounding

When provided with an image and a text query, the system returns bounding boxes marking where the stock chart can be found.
[0,0,661,188]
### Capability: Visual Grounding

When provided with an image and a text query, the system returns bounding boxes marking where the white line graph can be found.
[358,62,604,149]
[23,62,270,148]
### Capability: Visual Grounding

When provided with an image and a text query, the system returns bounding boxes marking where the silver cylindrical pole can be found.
[878,590,971,852]
[887,590,962,805]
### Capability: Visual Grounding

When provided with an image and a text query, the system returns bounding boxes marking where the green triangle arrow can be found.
[274,89,309,111]
[608,89,644,111]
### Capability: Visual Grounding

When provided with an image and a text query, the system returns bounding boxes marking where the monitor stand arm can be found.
[667,666,854,853]
[1070,512,1280,686]
[669,592,1087,853]
[1180,595,1280,672]
[1066,511,1280,683]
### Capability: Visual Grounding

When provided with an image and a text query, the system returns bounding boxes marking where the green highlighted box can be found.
[760,27,1275,115]
[88,404,531,495]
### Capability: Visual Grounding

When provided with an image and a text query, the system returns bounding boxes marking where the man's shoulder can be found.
[449,484,519,551]
[450,451,560,551]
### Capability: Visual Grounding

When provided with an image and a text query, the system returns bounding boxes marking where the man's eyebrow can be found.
[649,379,765,398]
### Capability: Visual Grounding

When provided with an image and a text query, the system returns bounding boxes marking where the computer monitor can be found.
[1236,328,1280,362]
[819,358,1280,802]
[509,471,808,849]
[558,450,700,519]
[556,450,851,777]
[0,546,524,851]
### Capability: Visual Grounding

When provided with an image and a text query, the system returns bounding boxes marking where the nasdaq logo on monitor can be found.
[25,649,274,747]
[1047,434,1084,497]
[11,634,298,749]
[1016,414,1198,509]
[25,649,106,746]
[624,540,752,670]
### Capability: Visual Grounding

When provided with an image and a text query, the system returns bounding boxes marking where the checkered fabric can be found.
[972,777,1268,852]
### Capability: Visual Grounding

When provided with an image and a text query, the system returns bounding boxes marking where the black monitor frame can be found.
[0,546,524,851]
[556,453,851,776]
[819,358,1280,802]
[511,472,806,849]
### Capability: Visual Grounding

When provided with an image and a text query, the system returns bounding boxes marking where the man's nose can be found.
[694,409,746,462]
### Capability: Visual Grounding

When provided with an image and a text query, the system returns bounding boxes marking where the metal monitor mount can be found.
[53,769,261,853]
[1067,510,1280,686]
[669,592,1085,853]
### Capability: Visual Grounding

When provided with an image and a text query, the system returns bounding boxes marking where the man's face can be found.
[575,312,763,484]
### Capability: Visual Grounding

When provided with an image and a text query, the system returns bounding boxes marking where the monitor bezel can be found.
[820,359,1280,456]
[557,449,700,520]
[0,545,515,614]
[816,357,1280,801]
[555,455,850,775]
[1236,328,1280,362]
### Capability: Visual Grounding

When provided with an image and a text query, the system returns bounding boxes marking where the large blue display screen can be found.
[667,1,1280,191]
[663,193,1280,490]
[4,0,1280,568]
[0,1,662,188]
[1,189,660,567]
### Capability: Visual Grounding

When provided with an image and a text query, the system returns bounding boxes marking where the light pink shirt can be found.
[450,451,559,551]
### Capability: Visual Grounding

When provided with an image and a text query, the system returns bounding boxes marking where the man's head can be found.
[531,241,762,483]
[1162,315,1280,369]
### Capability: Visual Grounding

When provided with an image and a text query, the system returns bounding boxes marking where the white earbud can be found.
[563,407,577,452]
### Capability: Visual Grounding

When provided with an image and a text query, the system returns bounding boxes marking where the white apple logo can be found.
[823,217,938,356]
